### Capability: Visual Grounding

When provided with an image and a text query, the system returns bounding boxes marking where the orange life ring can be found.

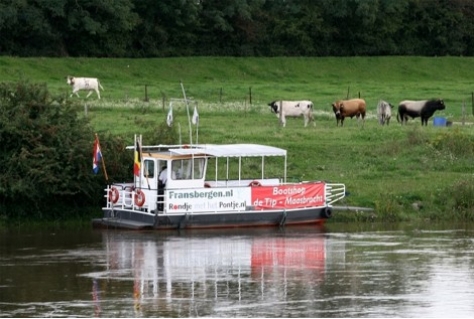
[249,180,262,187]
[109,187,119,203]
[134,189,146,207]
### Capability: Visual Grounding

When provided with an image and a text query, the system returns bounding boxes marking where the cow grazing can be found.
[377,100,394,125]
[397,99,446,126]
[268,100,315,127]
[331,98,366,127]
[66,76,104,99]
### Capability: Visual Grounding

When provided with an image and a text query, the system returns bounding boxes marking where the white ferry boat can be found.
[92,138,346,230]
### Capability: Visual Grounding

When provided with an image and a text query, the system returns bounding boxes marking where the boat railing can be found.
[104,181,347,214]
[105,184,156,213]
[325,183,346,206]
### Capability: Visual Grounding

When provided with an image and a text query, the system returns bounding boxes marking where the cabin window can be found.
[144,160,155,178]
[172,158,205,180]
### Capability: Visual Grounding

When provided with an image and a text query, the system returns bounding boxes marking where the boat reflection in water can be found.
[87,228,345,317]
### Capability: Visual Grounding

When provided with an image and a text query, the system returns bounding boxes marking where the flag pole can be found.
[95,133,109,181]
[135,134,143,186]
[138,135,150,190]
[181,81,193,145]
[134,134,138,185]
[196,123,199,145]
[192,103,199,145]
[195,104,199,145]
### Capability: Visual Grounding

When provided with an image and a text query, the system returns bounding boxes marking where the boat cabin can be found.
[138,148,207,191]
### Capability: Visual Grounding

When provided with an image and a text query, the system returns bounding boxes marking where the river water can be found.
[1,223,474,317]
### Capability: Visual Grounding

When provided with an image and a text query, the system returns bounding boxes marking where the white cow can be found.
[67,76,104,99]
[268,100,315,127]
[376,100,393,125]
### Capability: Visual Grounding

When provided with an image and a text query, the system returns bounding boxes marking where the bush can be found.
[0,82,104,219]
[435,177,474,221]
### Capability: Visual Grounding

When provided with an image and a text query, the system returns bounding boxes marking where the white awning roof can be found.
[170,144,287,157]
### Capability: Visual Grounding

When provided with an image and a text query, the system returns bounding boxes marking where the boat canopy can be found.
[129,143,287,158]
[170,144,287,158]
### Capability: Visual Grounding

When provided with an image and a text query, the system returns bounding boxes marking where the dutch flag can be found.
[93,136,102,174]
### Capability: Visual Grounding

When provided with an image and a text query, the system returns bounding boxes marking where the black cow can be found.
[397,99,446,126]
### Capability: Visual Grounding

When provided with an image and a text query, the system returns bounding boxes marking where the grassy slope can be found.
[2,56,474,114]
[2,56,474,221]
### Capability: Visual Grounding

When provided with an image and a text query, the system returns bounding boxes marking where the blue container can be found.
[433,117,447,127]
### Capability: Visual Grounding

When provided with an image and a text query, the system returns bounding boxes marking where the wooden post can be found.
[219,87,222,103]
[144,85,149,102]
[346,86,350,99]
[162,93,165,111]
[249,87,252,105]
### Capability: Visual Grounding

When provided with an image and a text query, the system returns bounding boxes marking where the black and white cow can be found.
[67,76,104,99]
[268,100,315,127]
[397,99,446,126]
[377,100,394,125]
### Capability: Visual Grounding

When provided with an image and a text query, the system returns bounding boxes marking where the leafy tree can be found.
[258,0,329,56]
[131,0,201,57]
[62,0,139,57]
[0,0,67,56]
[2,0,474,57]
[0,0,139,57]
[197,0,266,56]
[0,82,122,219]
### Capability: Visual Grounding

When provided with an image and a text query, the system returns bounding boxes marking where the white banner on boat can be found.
[167,187,251,213]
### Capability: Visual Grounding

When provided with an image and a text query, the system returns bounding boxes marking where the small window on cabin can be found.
[193,158,205,179]
[172,160,184,180]
[144,160,154,178]
[171,158,205,180]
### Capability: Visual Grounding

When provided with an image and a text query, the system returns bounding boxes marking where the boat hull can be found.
[92,206,332,230]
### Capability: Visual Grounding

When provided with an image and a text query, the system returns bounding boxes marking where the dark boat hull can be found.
[92,206,332,230]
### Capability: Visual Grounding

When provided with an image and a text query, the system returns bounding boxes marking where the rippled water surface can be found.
[1,223,474,317]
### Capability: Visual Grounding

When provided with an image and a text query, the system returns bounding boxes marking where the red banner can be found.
[251,182,325,209]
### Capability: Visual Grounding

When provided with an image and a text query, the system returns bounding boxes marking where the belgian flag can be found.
[134,140,141,176]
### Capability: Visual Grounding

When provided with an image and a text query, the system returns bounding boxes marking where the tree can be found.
[131,0,201,57]
[196,0,267,56]
[62,0,139,57]
[0,82,101,218]
[0,0,139,57]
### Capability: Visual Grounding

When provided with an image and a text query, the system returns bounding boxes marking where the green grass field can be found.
[2,56,474,115]
[2,56,474,222]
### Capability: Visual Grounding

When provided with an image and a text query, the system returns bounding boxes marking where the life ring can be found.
[134,189,146,207]
[109,187,119,203]
[249,180,262,187]
[323,207,332,219]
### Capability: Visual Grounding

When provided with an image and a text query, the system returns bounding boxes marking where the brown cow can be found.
[331,98,366,127]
